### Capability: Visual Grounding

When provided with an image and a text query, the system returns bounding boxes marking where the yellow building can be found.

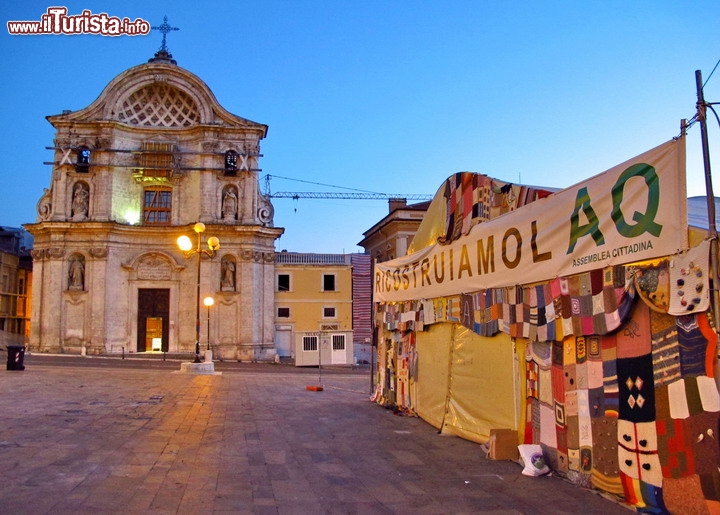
[0,227,32,340]
[274,253,354,366]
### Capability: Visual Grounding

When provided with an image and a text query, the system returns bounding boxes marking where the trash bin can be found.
[6,345,25,371]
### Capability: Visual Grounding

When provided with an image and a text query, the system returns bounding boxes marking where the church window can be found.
[117,83,199,127]
[139,142,174,178]
[76,146,90,173]
[143,187,172,224]
[224,150,238,176]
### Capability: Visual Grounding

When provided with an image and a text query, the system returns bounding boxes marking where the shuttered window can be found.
[139,142,174,177]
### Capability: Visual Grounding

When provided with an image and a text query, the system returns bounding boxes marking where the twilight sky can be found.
[2,1,719,253]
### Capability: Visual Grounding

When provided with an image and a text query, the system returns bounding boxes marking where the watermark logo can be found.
[7,7,150,36]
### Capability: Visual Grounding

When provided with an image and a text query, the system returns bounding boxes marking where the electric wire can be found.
[703,57,720,89]
[708,104,720,131]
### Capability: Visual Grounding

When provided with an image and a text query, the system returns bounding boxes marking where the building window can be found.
[139,142,174,178]
[224,150,238,175]
[332,334,345,351]
[302,336,318,352]
[76,146,91,173]
[323,274,336,291]
[143,187,172,224]
[277,274,290,292]
[323,306,336,318]
[277,307,290,318]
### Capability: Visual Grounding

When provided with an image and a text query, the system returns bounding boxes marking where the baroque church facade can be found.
[25,47,283,361]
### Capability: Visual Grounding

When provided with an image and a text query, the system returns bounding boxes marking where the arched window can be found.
[76,146,90,173]
[224,150,238,176]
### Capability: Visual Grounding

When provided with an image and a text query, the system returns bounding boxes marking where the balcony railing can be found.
[275,253,352,265]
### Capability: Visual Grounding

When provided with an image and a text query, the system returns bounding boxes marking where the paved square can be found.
[0,359,631,514]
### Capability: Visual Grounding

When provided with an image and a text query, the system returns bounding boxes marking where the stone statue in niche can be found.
[68,255,85,291]
[221,257,236,291]
[71,182,89,221]
[222,188,237,221]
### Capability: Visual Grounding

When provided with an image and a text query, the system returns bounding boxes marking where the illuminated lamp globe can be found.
[193,222,206,234]
[203,296,214,308]
[207,236,220,251]
[177,235,193,252]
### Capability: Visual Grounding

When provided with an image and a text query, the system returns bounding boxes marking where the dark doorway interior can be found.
[137,288,170,352]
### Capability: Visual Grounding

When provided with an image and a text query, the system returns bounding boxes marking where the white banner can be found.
[375,138,687,302]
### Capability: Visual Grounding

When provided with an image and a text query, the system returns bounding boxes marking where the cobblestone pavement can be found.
[0,355,634,514]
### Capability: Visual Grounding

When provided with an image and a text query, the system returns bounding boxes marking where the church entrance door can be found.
[137,288,170,352]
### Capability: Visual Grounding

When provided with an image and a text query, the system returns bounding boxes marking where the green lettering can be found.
[611,163,662,238]
[567,187,604,254]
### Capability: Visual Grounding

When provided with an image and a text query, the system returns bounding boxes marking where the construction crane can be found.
[262,174,433,201]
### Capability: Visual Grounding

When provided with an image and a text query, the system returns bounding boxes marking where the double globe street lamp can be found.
[177,222,220,363]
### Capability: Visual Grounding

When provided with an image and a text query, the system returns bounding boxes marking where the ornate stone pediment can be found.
[123,252,183,280]
[136,254,173,280]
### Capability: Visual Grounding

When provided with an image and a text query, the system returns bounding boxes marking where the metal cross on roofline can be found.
[151,15,179,53]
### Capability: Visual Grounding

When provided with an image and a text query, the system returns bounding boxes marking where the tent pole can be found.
[695,69,720,385]
[438,324,456,434]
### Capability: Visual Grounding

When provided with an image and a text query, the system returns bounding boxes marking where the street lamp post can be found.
[203,296,214,362]
[177,222,220,363]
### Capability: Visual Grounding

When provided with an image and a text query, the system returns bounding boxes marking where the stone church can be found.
[25,44,284,361]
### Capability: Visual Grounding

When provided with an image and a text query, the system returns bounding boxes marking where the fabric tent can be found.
[371,137,720,513]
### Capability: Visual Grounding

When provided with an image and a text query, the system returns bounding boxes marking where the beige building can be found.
[358,198,429,262]
[25,47,283,361]
[274,253,354,366]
